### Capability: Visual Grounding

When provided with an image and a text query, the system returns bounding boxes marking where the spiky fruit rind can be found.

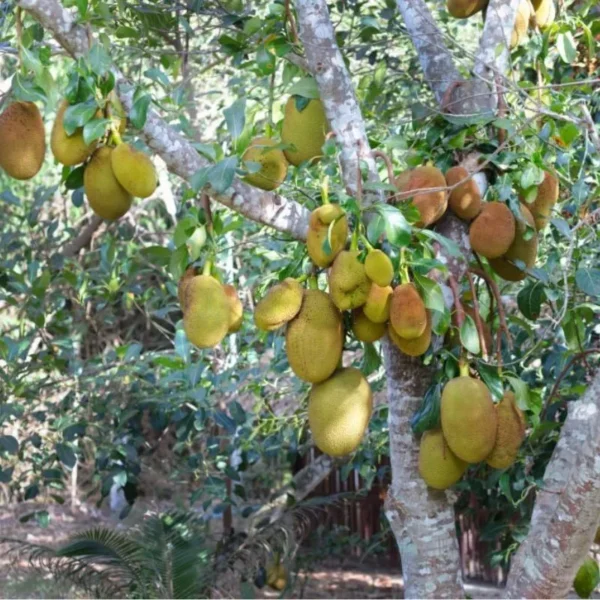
[329,250,371,311]
[573,559,600,599]
[111,143,158,198]
[365,250,394,287]
[446,166,482,221]
[183,275,230,348]
[281,97,328,166]
[84,147,133,220]
[254,278,303,331]
[307,204,348,268]
[511,0,531,47]
[418,429,468,490]
[446,0,487,18]
[522,170,559,231]
[390,283,427,340]
[51,99,97,166]
[242,137,288,191]
[395,166,448,227]
[223,284,243,333]
[363,284,393,324]
[388,312,431,357]
[486,391,526,469]
[285,289,343,383]
[489,205,538,281]
[441,376,498,463]
[0,101,45,180]
[308,367,373,457]
[352,309,386,342]
[469,202,516,259]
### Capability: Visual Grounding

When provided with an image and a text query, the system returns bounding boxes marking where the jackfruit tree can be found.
[0,0,598,599]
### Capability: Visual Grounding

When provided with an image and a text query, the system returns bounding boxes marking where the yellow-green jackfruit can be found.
[363,283,392,324]
[281,97,328,166]
[365,249,394,287]
[51,99,98,166]
[307,204,348,268]
[111,143,158,198]
[223,284,243,333]
[329,250,371,311]
[254,278,303,331]
[390,283,427,340]
[521,170,559,231]
[419,429,468,490]
[242,137,287,191]
[486,391,526,469]
[352,309,386,343]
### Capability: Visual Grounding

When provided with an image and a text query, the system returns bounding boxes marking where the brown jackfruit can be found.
[521,170,559,231]
[390,283,427,340]
[441,376,498,463]
[486,391,526,469]
[469,202,516,259]
[363,283,393,324]
[395,166,448,227]
[418,429,468,490]
[388,312,432,357]
[223,284,243,333]
[307,204,348,268]
[285,289,343,383]
[0,101,45,180]
[532,0,555,27]
[329,250,371,311]
[254,278,303,331]
[489,205,538,281]
[352,309,386,343]
[178,267,197,313]
[281,97,328,166]
[51,99,98,166]
[445,166,482,221]
[111,143,158,198]
[183,275,230,348]
[511,0,532,48]
[365,249,394,287]
[308,367,373,457]
[84,147,133,220]
[242,137,287,191]
[446,0,487,18]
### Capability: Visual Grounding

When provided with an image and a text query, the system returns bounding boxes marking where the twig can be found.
[61,215,104,258]
[581,105,600,154]
[284,0,299,45]
[201,191,213,234]
[448,273,465,328]
[373,150,395,186]
[466,271,488,360]
[474,253,494,323]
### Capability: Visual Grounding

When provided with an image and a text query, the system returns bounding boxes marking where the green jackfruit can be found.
[329,250,370,311]
[573,558,600,599]
[441,376,498,463]
[285,289,343,383]
[51,99,98,166]
[418,429,467,490]
[390,283,427,340]
[352,309,386,343]
[111,143,158,198]
[486,391,526,469]
[307,204,348,268]
[0,101,45,180]
[521,170,559,231]
[254,278,303,331]
[308,367,372,457]
[281,97,328,166]
[242,137,288,191]
[365,249,394,287]
[363,283,392,324]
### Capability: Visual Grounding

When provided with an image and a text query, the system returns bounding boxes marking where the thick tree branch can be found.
[61,215,103,258]
[18,0,310,241]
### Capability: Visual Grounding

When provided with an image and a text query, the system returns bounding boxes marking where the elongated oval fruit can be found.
[51,99,98,166]
[365,249,394,287]
[511,0,531,48]
[281,97,328,166]
[111,143,158,198]
[419,429,467,490]
[441,376,498,463]
[242,137,288,191]
[446,0,487,18]
[395,166,447,227]
[183,275,230,348]
[307,204,348,268]
[308,367,372,457]
[363,283,393,324]
[388,312,431,357]
[520,170,559,231]
[445,166,482,221]
[486,391,526,469]
[223,284,243,333]
[254,278,303,331]
[329,250,370,311]
[285,289,343,383]
[352,309,386,343]
[469,202,516,259]
[390,283,427,340]
[84,147,133,220]
[0,101,45,180]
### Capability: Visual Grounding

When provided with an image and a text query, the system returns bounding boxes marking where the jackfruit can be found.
[242,137,287,191]
[111,143,158,198]
[281,96,328,166]
[352,309,386,343]
[182,275,231,348]
[489,205,538,281]
[511,0,531,48]
[178,267,197,313]
[532,0,555,28]
[308,367,373,457]
[84,147,133,220]
[329,250,371,310]
[363,283,393,324]
[266,563,287,591]
[223,284,243,333]
[446,0,487,18]
[307,204,348,268]
[486,391,526,469]
[445,166,482,221]
[0,101,45,180]
[418,429,468,490]
[390,283,427,340]
[388,312,431,357]
[469,202,516,259]
[51,99,98,166]
[285,289,343,383]
[441,376,498,463]
[521,170,559,230]
[365,249,394,287]
[395,166,448,227]
[254,278,303,331]
[573,558,600,599]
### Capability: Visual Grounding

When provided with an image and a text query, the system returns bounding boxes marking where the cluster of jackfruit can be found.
[445,0,556,48]
[446,165,559,281]
[178,266,243,349]
[419,376,526,489]
[242,96,328,192]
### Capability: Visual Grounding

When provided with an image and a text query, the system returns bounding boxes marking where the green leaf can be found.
[256,45,275,75]
[0,435,19,455]
[224,99,246,141]
[477,363,504,401]
[575,268,600,297]
[82,118,111,146]
[88,43,111,76]
[12,73,46,103]
[144,68,169,87]
[174,216,198,247]
[115,25,139,38]
[506,376,530,412]
[63,101,98,136]
[75,0,88,17]
[413,273,445,313]
[520,165,545,190]
[499,473,514,502]
[369,204,411,247]
[559,122,579,146]
[517,281,546,320]
[361,342,381,376]
[208,157,238,194]
[556,31,577,64]
[419,229,462,258]
[460,314,480,355]
[130,94,151,129]
[56,442,77,469]
[65,166,85,190]
[410,384,441,434]
[288,77,320,99]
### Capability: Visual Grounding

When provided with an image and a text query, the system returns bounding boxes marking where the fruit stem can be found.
[350,228,359,251]
[360,234,374,252]
[320,175,330,205]
[295,273,309,284]
[458,359,470,377]
[308,275,318,290]
[15,8,24,75]
[202,260,213,277]
[110,124,123,146]
[399,247,410,285]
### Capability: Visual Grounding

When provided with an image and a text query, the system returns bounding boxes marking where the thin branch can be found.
[61,215,103,258]
[448,273,465,328]
[466,271,488,359]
